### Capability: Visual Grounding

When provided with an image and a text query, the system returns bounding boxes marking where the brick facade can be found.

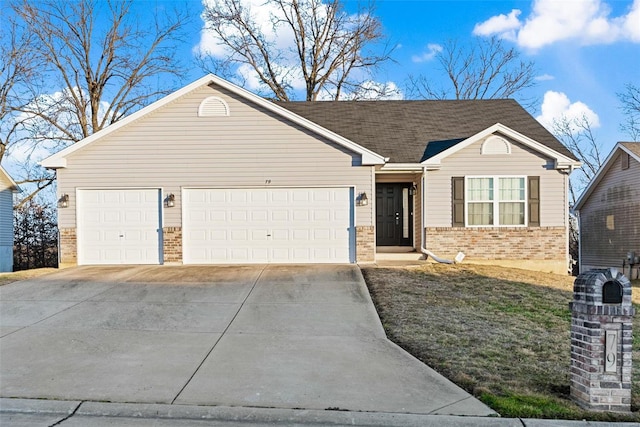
[570,269,634,412]
[59,228,77,266]
[162,227,182,263]
[425,226,566,260]
[356,225,375,263]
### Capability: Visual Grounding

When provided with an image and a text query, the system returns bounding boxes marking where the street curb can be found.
[2,398,516,426]
[2,398,639,426]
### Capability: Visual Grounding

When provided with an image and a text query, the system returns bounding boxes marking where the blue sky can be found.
[4,0,640,176]
[186,0,640,155]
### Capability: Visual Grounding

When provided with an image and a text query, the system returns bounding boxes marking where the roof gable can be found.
[40,75,386,168]
[575,142,640,211]
[422,123,580,170]
[0,165,21,192]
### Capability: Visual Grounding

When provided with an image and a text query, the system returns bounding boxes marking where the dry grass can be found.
[362,263,640,421]
[0,268,57,286]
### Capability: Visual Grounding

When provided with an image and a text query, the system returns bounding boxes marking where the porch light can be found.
[57,194,69,208]
[357,192,368,206]
[164,193,175,208]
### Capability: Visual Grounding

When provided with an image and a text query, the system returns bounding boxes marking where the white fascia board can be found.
[40,74,386,169]
[421,123,581,170]
[574,142,631,211]
[379,163,424,172]
[0,165,21,192]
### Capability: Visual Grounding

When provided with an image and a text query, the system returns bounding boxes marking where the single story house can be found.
[41,74,580,274]
[574,142,640,276]
[0,165,21,272]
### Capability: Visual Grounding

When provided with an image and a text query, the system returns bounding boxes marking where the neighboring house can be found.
[41,74,580,274]
[574,142,640,275]
[0,165,21,272]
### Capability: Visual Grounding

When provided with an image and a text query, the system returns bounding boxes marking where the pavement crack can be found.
[48,400,83,426]
[170,265,268,404]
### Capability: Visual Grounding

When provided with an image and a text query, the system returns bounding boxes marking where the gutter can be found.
[419,166,464,264]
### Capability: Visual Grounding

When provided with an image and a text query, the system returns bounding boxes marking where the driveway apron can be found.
[0,265,494,416]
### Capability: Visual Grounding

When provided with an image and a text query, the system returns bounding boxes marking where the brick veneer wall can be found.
[425,226,566,260]
[356,226,375,262]
[59,228,77,265]
[570,269,634,412]
[163,227,182,263]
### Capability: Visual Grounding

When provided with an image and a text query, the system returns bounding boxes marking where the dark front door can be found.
[376,183,413,246]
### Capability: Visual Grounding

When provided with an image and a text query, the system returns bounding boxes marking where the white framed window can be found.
[466,176,526,226]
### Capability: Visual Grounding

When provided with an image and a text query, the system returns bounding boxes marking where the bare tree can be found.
[2,0,189,205]
[552,114,603,207]
[618,83,640,141]
[408,36,536,104]
[199,0,393,101]
[0,19,40,163]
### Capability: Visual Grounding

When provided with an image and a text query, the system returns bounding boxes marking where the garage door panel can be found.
[77,189,161,265]
[183,188,353,264]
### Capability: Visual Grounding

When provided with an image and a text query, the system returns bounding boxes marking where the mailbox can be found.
[570,268,634,412]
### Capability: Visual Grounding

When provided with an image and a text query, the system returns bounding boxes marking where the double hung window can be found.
[466,177,526,226]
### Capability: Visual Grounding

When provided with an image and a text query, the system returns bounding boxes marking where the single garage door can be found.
[183,188,354,264]
[77,189,162,265]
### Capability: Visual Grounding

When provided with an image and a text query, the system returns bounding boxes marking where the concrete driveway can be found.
[0,265,494,416]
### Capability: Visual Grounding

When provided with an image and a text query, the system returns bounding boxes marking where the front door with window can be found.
[376,183,413,246]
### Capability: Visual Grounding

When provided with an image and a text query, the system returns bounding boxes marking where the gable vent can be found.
[198,96,230,117]
[481,135,511,155]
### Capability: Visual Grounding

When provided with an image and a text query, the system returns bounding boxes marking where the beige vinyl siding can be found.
[425,135,567,227]
[580,151,640,270]
[57,84,373,228]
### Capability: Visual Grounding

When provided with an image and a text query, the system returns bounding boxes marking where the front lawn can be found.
[362,263,640,421]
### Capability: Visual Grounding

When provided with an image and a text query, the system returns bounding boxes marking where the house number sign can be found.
[605,330,618,373]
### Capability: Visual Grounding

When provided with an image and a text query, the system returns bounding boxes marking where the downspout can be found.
[420,166,460,264]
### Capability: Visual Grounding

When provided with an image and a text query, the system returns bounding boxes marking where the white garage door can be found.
[77,189,162,265]
[183,188,353,264]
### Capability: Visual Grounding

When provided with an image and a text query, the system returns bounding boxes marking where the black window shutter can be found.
[452,177,465,227]
[528,176,540,227]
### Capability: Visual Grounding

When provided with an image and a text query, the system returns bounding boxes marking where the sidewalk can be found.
[1,398,637,427]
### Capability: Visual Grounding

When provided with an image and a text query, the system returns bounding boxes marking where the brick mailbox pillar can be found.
[570,268,634,412]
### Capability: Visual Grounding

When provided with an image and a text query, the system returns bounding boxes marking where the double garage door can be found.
[77,188,353,265]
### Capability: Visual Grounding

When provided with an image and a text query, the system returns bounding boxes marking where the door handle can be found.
[395,212,400,225]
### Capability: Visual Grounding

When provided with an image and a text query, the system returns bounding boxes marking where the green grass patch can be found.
[480,393,580,419]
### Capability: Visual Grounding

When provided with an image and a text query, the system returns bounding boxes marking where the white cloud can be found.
[196,0,298,57]
[536,90,600,131]
[472,9,521,41]
[411,44,443,63]
[474,0,640,49]
[534,73,555,81]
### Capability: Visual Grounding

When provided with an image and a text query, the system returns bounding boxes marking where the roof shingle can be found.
[277,99,577,163]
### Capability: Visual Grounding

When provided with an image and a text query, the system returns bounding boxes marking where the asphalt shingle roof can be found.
[620,141,640,158]
[277,99,577,163]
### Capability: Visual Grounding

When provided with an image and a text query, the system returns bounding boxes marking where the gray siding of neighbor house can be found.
[0,178,14,271]
[57,84,374,229]
[425,135,567,227]
[580,151,640,271]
